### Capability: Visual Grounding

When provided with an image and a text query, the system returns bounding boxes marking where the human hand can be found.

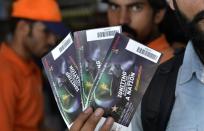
[70,107,114,131]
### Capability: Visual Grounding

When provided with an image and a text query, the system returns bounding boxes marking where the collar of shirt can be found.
[0,43,39,76]
[148,34,170,52]
[147,34,174,64]
[179,41,204,85]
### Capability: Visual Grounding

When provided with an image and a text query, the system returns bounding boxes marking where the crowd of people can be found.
[1,0,204,131]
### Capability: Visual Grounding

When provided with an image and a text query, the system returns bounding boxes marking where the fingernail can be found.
[94,108,104,117]
[105,117,114,125]
[84,107,93,114]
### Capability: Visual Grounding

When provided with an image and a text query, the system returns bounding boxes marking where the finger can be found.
[81,108,104,131]
[70,107,93,131]
[100,117,114,131]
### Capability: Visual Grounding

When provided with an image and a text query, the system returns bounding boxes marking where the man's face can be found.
[25,22,58,58]
[107,0,159,43]
[171,0,204,55]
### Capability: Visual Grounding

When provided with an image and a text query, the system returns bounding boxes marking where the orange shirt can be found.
[148,35,174,64]
[0,43,43,131]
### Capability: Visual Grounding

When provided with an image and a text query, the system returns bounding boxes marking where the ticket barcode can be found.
[136,47,158,61]
[51,33,73,60]
[125,39,161,63]
[59,38,71,53]
[86,26,121,42]
[97,30,117,38]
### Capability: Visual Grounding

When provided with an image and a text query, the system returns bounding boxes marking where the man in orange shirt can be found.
[0,0,68,131]
[103,0,174,63]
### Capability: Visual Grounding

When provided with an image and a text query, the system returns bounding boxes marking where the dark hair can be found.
[160,6,188,45]
[148,0,167,11]
[9,18,20,34]
[102,0,167,12]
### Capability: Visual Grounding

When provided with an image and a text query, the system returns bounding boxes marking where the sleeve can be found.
[131,103,143,131]
[0,70,17,131]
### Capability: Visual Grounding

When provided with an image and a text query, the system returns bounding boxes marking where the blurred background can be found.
[0,0,109,43]
[0,0,188,48]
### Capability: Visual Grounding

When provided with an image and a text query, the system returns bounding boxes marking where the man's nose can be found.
[119,8,130,25]
[47,33,58,46]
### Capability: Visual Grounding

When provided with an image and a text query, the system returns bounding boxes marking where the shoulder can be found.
[0,57,18,74]
[0,56,23,86]
[157,48,185,74]
[140,48,185,131]
[143,48,185,107]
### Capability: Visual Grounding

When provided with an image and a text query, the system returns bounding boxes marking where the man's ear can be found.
[167,0,175,10]
[154,9,166,24]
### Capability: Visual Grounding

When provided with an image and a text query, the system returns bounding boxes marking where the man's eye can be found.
[130,5,142,12]
[109,4,118,11]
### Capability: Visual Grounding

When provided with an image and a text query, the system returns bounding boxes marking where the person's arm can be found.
[70,107,114,131]
[0,71,16,131]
